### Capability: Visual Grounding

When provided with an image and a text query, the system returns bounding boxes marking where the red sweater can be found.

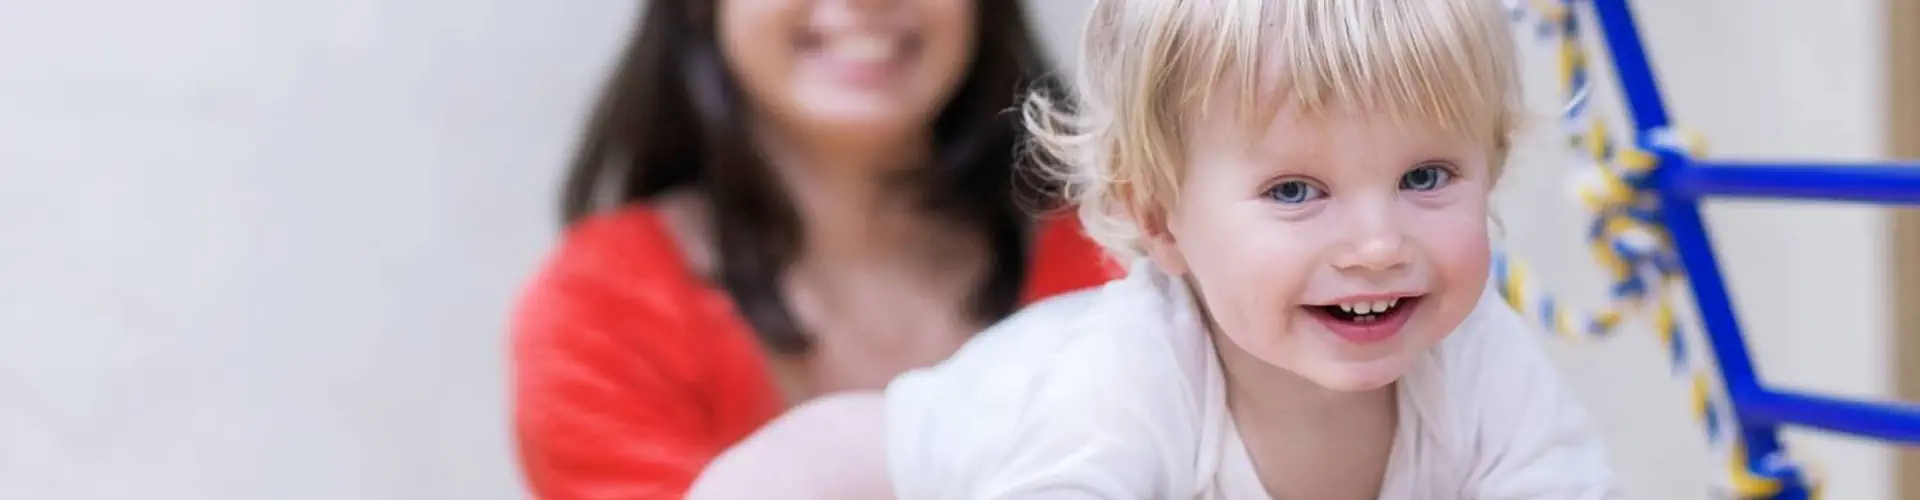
[509,205,1114,499]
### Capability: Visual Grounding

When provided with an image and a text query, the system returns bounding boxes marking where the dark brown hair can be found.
[559,1,1064,355]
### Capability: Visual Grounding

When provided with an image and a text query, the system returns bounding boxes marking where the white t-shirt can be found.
[883,261,1623,499]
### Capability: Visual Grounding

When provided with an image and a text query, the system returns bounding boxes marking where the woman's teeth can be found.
[826,35,898,63]
[1338,298,1401,315]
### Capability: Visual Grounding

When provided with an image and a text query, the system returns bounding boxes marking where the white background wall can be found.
[0,0,1898,499]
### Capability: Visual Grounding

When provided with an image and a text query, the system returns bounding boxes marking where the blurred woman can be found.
[508,1,1112,498]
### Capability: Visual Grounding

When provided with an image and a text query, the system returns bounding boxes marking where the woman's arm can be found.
[510,232,725,500]
[686,393,898,500]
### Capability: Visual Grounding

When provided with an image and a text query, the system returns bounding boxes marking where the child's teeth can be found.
[1334,299,1405,317]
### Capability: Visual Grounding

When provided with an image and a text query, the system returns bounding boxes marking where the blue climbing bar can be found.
[1742,389,1920,445]
[1589,0,1670,131]
[1592,0,1920,497]
[1587,0,1808,497]
[1668,159,1920,205]
[1561,0,1920,496]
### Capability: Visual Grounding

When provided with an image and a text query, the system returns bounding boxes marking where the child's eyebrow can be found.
[1237,140,1328,176]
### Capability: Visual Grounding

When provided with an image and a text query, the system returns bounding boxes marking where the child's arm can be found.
[684,383,1172,500]
[687,289,1190,500]
[883,330,1186,499]
[1463,301,1628,499]
[687,346,1183,499]
[684,392,898,500]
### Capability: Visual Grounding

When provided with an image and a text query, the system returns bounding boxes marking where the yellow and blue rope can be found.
[1498,2,1820,498]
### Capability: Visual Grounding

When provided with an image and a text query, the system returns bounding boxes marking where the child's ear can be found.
[1132,202,1190,276]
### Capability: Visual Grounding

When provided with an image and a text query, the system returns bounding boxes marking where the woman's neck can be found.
[755,123,960,270]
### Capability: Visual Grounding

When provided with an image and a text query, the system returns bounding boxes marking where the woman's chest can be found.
[768,316,976,402]
[772,274,986,401]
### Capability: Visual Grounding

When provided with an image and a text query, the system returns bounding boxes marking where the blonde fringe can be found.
[1025,0,1524,261]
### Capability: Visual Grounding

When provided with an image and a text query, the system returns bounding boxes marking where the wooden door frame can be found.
[1889,0,1920,497]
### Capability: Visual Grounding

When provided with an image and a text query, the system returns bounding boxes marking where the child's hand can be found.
[685,392,897,500]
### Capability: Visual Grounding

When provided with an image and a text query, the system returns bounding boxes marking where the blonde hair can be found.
[1024,0,1524,261]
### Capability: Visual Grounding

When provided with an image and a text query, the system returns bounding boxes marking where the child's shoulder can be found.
[1402,284,1582,450]
[890,269,1195,407]
[1427,285,1556,376]
[881,267,1200,497]
[1398,286,1623,497]
[881,262,1203,439]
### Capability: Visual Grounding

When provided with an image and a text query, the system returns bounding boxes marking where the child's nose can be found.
[1338,235,1412,271]
[1335,215,1413,271]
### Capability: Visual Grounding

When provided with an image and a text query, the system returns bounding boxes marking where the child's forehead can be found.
[1182,87,1486,160]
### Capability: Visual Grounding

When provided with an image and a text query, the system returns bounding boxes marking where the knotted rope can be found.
[1496,2,1820,498]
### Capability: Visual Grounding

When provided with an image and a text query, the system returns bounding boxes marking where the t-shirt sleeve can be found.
[1457,295,1626,500]
[882,307,1187,500]
[509,218,717,500]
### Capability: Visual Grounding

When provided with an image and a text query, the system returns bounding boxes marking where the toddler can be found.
[688,0,1623,498]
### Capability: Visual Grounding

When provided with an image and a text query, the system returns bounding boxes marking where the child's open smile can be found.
[1304,293,1425,344]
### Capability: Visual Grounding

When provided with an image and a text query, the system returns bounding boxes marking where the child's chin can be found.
[1307,362,1412,393]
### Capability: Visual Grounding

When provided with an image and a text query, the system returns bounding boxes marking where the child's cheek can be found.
[1408,196,1493,286]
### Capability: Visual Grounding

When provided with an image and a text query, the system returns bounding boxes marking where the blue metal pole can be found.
[1588,0,1770,400]
[1589,0,1671,132]
[1674,160,1920,205]
[1743,389,1920,444]
[1588,0,1805,496]
[1650,151,1789,456]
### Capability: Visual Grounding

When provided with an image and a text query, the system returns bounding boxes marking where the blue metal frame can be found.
[1592,0,1920,497]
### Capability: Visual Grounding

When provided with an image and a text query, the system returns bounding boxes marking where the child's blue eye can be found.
[1401,164,1453,191]
[1265,180,1325,204]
